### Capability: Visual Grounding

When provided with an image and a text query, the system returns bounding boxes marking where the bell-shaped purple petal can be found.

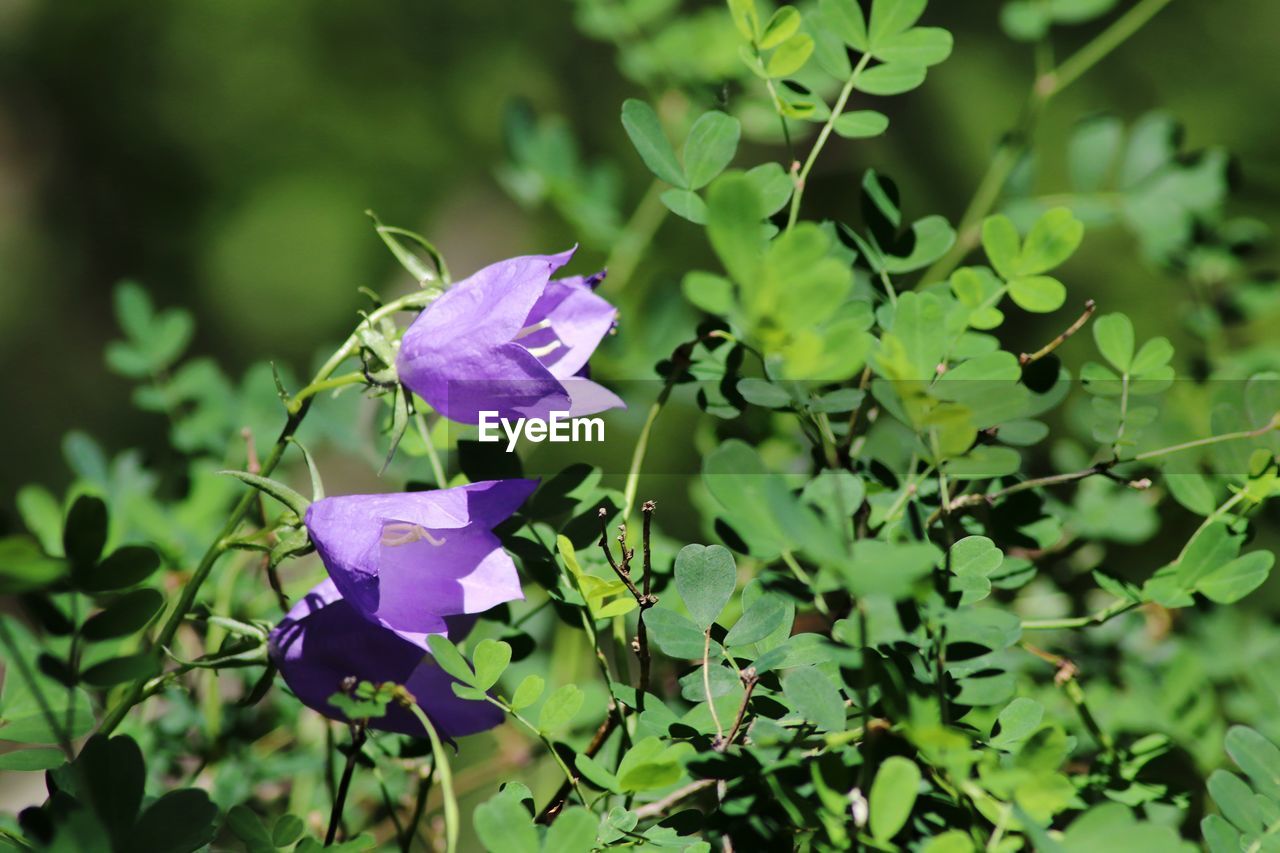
[268,579,503,738]
[395,250,623,425]
[303,480,537,644]
[523,277,618,379]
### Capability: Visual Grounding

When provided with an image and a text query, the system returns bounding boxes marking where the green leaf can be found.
[674,544,737,630]
[81,653,160,688]
[868,0,926,45]
[660,188,707,224]
[1019,207,1084,274]
[882,215,956,274]
[0,747,65,771]
[707,173,766,285]
[272,814,305,847]
[64,494,108,569]
[950,536,1003,577]
[510,675,545,710]
[982,215,1021,280]
[1225,726,1280,802]
[744,162,793,215]
[873,27,953,66]
[854,63,927,96]
[782,666,845,731]
[833,110,890,139]
[683,111,741,190]
[819,0,867,49]
[543,806,599,853]
[724,595,788,646]
[1069,115,1124,192]
[765,33,814,77]
[219,470,311,518]
[16,485,63,556]
[737,378,793,408]
[426,635,478,687]
[132,788,219,853]
[642,607,710,659]
[845,540,940,598]
[617,737,692,792]
[575,752,621,793]
[473,787,539,853]
[1208,769,1263,835]
[990,697,1045,750]
[537,684,584,734]
[1008,275,1067,313]
[81,545,161,593]
[759,5,802,49]
[621,99,686,187]
[471,639,512,691]
[81,588,164,641]
[727,0,761,40]
[869,756,921,841]
[1196,551,1273,604]
[0,536,68,594]
[1092,313,1135,372]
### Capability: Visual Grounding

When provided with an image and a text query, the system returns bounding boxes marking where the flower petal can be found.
[406,342,571,424]
[524,276,618,379]
[268,580,501,738]
[560,377,627,418]
[398,249,575,357]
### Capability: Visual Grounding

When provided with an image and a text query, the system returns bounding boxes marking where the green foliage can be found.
[6,0,1280,851]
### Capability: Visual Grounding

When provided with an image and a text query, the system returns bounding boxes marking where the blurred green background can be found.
[1,0,1276,516]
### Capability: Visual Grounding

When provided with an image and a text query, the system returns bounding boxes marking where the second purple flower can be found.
[395,248,624,424]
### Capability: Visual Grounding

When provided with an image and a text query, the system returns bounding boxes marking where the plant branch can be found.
[786,53,873,230]
[1039,0,1177,98]
[1021,598,1138,630]
[97,288,439,737]
[1019,299,1096,365]
[325,725,366,846]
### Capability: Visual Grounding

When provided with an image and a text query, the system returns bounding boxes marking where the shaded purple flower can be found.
[303,479,537,648]
[268,579,503,738]
[396,248,624,424]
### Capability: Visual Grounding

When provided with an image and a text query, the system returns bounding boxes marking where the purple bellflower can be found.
[395,248,623,424]
[301,479,538,648]
[268,579,503,738]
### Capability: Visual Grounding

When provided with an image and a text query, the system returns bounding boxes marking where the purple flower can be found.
[268,579,503,738]
[396,248,624,424]
[303,479,537,648]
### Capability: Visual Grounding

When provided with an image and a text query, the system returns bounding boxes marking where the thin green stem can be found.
[603,178,668,297]
[98,288,439,737]
[1021,599,1137,630]
[786,53,872,231]
[1130,416,1279,462]
[489,698,586,807]
[923,0,1175,284]
[404,703,459,853]
[622,399,663,520]
[1042,0,1177,97]
[413,411,448,488]
[401,760,434,853]
[0,619,72,759]
[287,372,366,414]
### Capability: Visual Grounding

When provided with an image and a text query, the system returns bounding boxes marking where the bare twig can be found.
[633,779,716,819]
[1019,299,1096,365]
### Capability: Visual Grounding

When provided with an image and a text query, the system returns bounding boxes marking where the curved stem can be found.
[97,289,439,737]
[1021,599,1138,630]
[786,53,872,231]
[325,727,367,846]
[1041,0,1177,97]
[404,702,459,853]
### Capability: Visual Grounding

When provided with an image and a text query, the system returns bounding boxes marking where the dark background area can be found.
[1,0,1276,512]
